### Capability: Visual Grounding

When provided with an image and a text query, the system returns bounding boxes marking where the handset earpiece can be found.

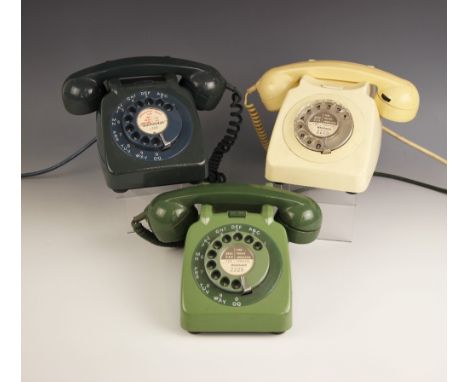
[275,201,322,244]
[256,71,299,111]
[375,84,420,122]
[144,200,199,244]
[179,69,226,111]
[62,77,106,115]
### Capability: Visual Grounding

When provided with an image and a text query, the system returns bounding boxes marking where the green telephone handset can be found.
[132,183,322,333]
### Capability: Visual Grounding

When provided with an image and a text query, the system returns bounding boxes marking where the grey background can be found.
[21,0,447,187]
[22,1,446,381]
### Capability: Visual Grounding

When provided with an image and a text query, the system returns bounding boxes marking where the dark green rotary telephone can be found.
[132,183,322,333]
[62,56,242,192]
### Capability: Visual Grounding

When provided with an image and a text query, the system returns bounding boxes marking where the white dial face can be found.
[219,245,255,276]
[136,107,168,135]
[307,112,339,137]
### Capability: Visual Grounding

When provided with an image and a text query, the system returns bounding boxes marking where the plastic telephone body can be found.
[137,183,322,333]
[62,57,227,192]
[255,60,419,193]
[266,77,382,192]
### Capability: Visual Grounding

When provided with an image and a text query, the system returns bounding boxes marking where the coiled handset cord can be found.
[206,84,243,183]
[244,86,270,151]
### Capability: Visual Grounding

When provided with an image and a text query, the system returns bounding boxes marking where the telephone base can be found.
[180,207,294,333]
[102,160,206,192]
[180,309,292,334]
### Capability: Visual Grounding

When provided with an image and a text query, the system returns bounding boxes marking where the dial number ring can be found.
[111,90,191,161]
[294,100,354,153]
[192,224,281,307]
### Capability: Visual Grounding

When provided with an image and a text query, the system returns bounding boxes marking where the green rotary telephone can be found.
[132,183,322,333]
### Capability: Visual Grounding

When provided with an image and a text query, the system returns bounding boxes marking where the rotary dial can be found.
[294,100,354,154]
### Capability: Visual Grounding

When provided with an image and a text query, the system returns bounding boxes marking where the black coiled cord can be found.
[206,84,243,183]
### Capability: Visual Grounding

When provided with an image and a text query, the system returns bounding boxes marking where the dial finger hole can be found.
[151,137,161,146]
[211,270,221,280]
[124,114,133,122]
[155,99,164,107]
[145,98,154,105]
[131,132,140,140]
[127,106,137,114]
[164,104,174,112]
[207,250,217,259]
[125,124,134,133]
[206,260,216,270]
[222,235,232,243]
[244,235,254,244]
[220,277,230,287]
[136,100,144,108]
[213,241,222,249]
[231,280,241,289]
[253,242,263,251]
[233,233,243,241]
[141,136,149,145]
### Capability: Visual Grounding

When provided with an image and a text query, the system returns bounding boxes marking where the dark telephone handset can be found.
[62,56,228,115]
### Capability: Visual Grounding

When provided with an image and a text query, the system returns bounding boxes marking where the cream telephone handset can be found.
[245,60,445,193]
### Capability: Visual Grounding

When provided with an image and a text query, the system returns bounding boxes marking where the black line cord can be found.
[21,137,97,178]
[373,172,446,194]
[292,172,446,194]
[206,84,243,183]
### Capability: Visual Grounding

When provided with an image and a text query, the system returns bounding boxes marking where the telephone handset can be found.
[245,60,424,193]
[131,183,322,333]
[252,60,419,121]
[63,56,242,192]
[63,56,227,114]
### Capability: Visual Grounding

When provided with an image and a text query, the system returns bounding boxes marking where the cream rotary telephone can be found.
[245,60,446,193]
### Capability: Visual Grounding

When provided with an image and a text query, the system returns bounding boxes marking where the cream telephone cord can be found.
[244,86,270,151]
[244,86,447,165]
[381,125,447,165]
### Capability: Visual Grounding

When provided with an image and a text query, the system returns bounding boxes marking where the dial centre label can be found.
[307,111,339,137]
[136,107,168,134]
[220,245,254,276]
